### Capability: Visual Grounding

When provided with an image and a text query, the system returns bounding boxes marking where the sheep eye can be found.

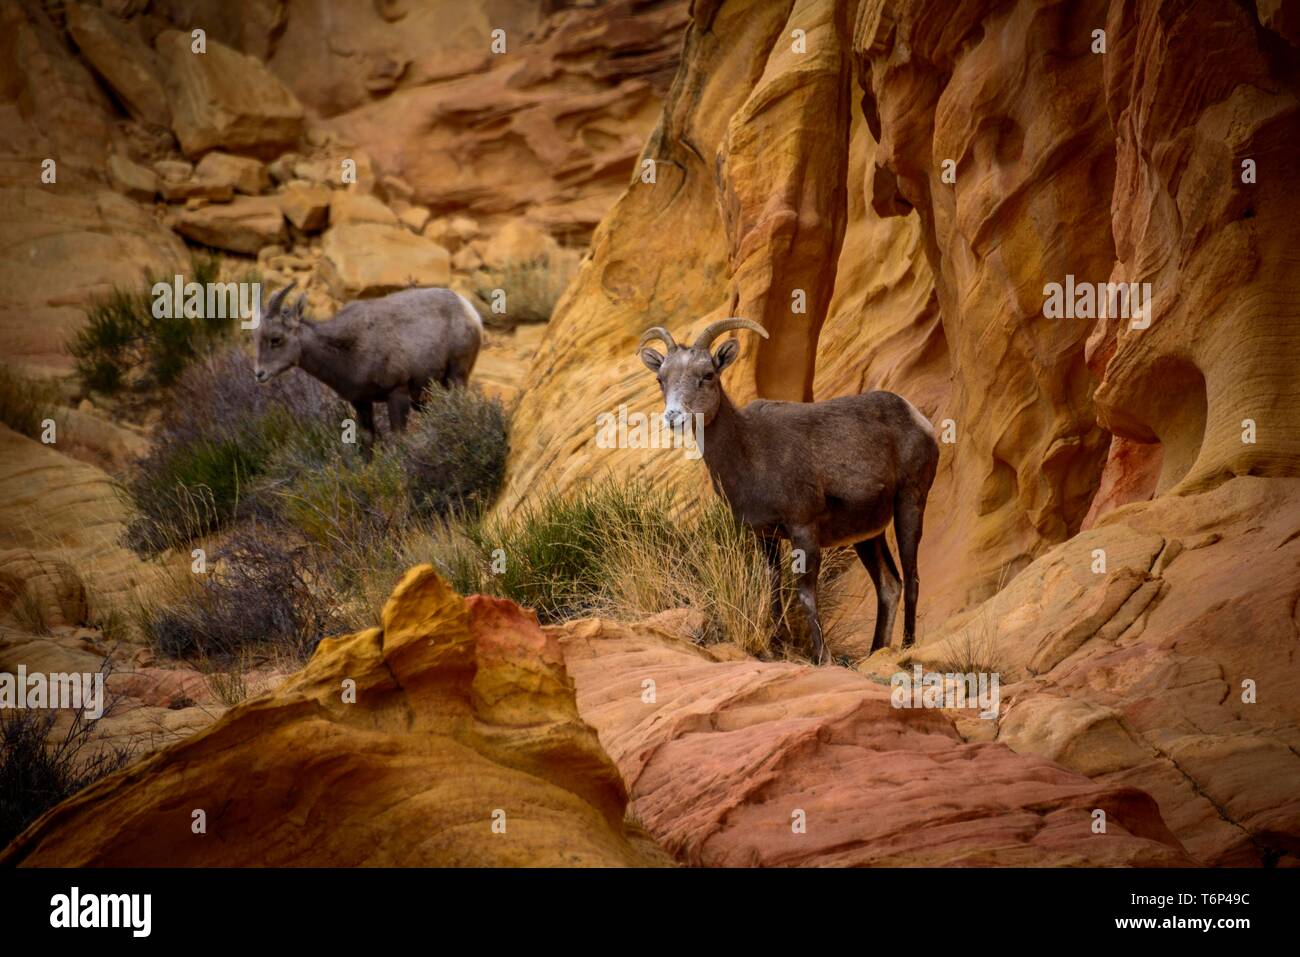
[269,336,283,346]
[702,371,715,382]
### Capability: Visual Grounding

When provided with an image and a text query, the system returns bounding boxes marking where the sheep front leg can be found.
[791,527,827,665]
[758,530,784,650]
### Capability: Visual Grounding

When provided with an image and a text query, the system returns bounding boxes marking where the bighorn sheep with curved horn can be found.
[638,318,939,664]
[254,282,483,454]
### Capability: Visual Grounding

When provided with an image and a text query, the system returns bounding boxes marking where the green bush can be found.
[69,254,251,395]
[399,385,509,518]
[413,478,853,658]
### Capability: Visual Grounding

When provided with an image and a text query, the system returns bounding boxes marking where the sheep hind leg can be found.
[758,531,784,655]
[854,536,901,654]
[387,389,412,432]
[445,355,473,388]
[408,378,431,414]
[791,528,827,665]
[352,401,376,461]
[893,497,925,648]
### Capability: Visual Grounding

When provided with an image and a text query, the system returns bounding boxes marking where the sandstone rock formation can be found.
[170,195,287,255]
[0,187,188,372]
[501,0,1300,624]
[551,611,1192,866]
[915,476,1300,866]
[156,29,305,158]
[326,0,690,244]
[1,568,670,867]
[319,222,451,299]
[494,0,1300,865]
[65,1,169,128]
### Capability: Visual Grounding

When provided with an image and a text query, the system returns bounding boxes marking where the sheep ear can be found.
[639,347,664,373]
[292,293,307,320]
[713,339,741,372]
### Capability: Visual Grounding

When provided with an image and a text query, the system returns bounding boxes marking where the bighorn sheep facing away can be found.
[255,283,482,450]
[638,319,939,664]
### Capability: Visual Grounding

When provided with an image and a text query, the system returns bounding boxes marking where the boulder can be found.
[267,152,300,185]
[155,30,304,158]
[0,568,669,867]
[319,222,450,298]
[65,2,169,127]
[106,154,158,201]
[451,244,482,273]
[171,195,286,254]
[292,157,337,185]
[278,183,331,232]
[328,190,399,226]
[397,204,430,234]
[193,152,270,195]
[478,219,560,270]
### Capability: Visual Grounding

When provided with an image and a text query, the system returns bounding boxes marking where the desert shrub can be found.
[474,254,579,325]
[122,344,510,560]
[459,479,674,622]
[264,443,411,597]
[0,683,133,847]
[398,385,509,518]
[0,364,62,440]
[69,253,248,395]
[121,348,346,555]
[137,525,348,663]
[408,479,852,658]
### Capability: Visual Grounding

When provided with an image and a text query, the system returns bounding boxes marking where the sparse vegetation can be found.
[398,385,509,518]
[125,346,510,660]
[931,602,1004,676]
[404,479,853,658]
[475,254,579,325]
[0,364,62,440]
[136,524,349,664]
[69,254,254,397]
[121,346,509,559]
[10,587,52,636]
[0,670,133,847]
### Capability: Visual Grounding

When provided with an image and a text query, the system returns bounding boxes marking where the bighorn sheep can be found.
[638,319,939,664]
[255,283,482,451]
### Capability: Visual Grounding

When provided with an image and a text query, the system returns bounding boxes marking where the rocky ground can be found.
[2,0,1298,868]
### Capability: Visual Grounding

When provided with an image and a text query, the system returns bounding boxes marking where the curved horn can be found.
[692,317,769,351]
[266,280,297,313]
[636,326,678,353]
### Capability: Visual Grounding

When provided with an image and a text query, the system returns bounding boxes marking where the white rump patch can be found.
[902,397,935,437]
[454,291,484,333]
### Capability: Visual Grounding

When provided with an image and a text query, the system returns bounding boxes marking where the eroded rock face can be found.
[0,188,188,371]
[502,0,1300,622]
[551,613,1193,866]
[65,1,170,127]
[914,477,1300,866]
[2,568,669,867]
[327,0,689,244]
[156,29,305,158]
